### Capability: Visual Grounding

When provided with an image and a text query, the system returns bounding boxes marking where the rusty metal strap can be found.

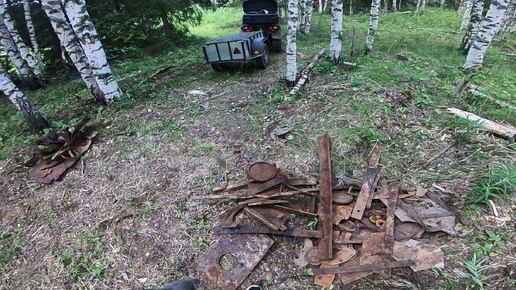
[311,260,414,275]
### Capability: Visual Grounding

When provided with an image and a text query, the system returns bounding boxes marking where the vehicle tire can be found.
[271,39,282,52]
[256,43,270,69]
[211,63,227,71]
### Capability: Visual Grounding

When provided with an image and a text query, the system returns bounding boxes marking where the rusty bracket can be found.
[351,145,382,220]
[311,260,414,275]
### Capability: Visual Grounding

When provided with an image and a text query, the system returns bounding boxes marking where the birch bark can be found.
[329,0,343,63]
[301,0,314,34]
[23,0,44,69]
[286,0,298,83]
[0,19,32,78]
[0,63,48,132]
[63,0,122,104]
[41,0,103,102]
[500,0,515,39]
[365,0,381,54]
[460,0,473,30]
[393,0,397,12]
[464,0,511,70]
[0,0,41,77]
[460,0,484,53]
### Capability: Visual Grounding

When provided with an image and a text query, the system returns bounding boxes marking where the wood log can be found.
[446,108,516,140]
[288,48,326,97]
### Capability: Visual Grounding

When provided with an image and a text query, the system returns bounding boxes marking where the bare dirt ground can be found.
[1,52,516,290]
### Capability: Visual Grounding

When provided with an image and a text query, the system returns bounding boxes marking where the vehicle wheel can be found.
[211,63,227,71]
[256,43,270,69]
[271,39,282,52]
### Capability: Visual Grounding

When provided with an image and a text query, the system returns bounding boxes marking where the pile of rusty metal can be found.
[194,133,455,289]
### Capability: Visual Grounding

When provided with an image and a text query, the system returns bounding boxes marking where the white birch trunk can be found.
[460,0,474,30]
[350,0,354,14]
[286,0,298,83]
[383,0,388,13]
[23,0,44,69]
[0,0,41,77]
[365,0,381,54]
[500,0,515,38]
[324,0,329,12]
[458,0,467,14]
[63,0,122,104]
[460,0,485,53]
[440,0,446,9]
[319,0,324,13]
[329,0,343,63]
[0,63,48,131]
[464,0,511,70]
[299,0,306,31]
[302,0,314,34]
[415,0,422,14]
[421,0,427,13]
[41,0,103,102]
[0,19,32,78]
[393,0,397,12]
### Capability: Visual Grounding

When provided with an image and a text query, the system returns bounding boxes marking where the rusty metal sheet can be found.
[351,146,382,220]
[333,205,353,225]
[317,133,333,261]
[196,234,273,290]
[247,162,277,182]
[393,239,444,271]
[247,175,287,195]
[212,225,322,238]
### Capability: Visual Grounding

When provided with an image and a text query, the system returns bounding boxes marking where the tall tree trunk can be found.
[393,0,397,12]
[159,5,172,38]
[23,0,44,70]
[464,0,511,71]
[421,0,427,13]
[0,0,41,77]
[300,0,306,31]
[319,0,324,13]
[302,0,314,34]
[0,63,48,132]
[460,0,484,53]
[286,0,298,83]
[458,0,467,13]
[350,0,354,14]
[365,0,381,54]
[41,0,103,102]
[383,0,389,13]
[63,0,122,104]
[329,0,343,63]
[440,0,446,9]
[0,19,32,78]
[500,0,515,39]
[460,0,473,29]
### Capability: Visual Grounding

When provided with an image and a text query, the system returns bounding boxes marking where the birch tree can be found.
[0,63,48,132]
[329,0,343,63]
[500,0,516,39]
[460,0,484,54]
[393,0,397,12]
[0,0,41,77]
[460,0,473,30]
[365,0,381,54]
[0,19,32,78]
[415,0,427,15]
[63,0,122,104]
[23,0,44,68]
[440,0,446,9]
[41,0,103,102]
[464,0,511,71]
[286,0,298,83]
[301,0,314,34]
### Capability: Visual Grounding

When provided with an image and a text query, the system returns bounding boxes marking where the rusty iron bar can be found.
[317,133,333,261]
[311,260,414,275]
[212,225,322,238]
[351,145,382,220]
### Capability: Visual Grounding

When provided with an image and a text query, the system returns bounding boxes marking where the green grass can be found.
[467,163,516,205]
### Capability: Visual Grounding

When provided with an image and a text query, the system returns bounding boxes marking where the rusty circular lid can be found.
[304,247,322,266]
[332,192,353,204]
[247,162,277,182]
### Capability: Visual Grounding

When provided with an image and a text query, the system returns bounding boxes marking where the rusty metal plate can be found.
[196,234,273,290]
[247,162,277,182]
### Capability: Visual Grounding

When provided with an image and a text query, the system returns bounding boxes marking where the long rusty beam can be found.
[317,133,333,261]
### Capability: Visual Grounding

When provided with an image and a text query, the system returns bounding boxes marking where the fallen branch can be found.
[288,48,326,97]
[412,141,456,173]
[447,108,516,140]
[454,75,470,97]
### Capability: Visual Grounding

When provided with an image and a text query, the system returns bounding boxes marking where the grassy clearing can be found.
[0,6,515,290]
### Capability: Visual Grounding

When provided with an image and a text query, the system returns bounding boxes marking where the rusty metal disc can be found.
[247,162,277,182]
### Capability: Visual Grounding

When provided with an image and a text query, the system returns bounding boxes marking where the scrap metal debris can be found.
[26,118,98,183]
[194,133,454,289]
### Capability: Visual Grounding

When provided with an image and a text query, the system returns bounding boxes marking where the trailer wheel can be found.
[256,43,270,69]
[211,63,227,71]
[271,39,282,52]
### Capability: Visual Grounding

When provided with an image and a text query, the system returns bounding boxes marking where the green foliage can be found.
[468,164,516,205]
[460,253,494,290]
[471,230,507,257]
[57,232,110,284]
